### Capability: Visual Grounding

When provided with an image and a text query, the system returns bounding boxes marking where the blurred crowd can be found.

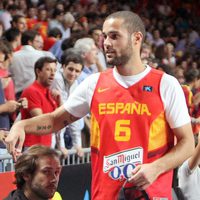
[0,0,199,157]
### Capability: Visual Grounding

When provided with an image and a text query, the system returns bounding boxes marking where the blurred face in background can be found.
[28,7,38,19]
[32,35,44,50]
[63,61,82,85]
[38,9,48,21]
[0,52,5,69]
[16,17,27,33]
[141,46,151,60]
[0,23,4,38]
[92,29,102,48]
[84,44,98,66]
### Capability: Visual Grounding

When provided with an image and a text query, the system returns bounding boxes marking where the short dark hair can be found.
[61,48,83,70]
[14,145,61,189]
[34,56,57,78]
[3,28,21,42]
[21,30,39,45]
[48,28,62,38]
[184,68,200,83]
[52,8,64,18]
[0,40,13,60]
[105,11,146,42]
[88,25,102,36]
[11,14,25,25]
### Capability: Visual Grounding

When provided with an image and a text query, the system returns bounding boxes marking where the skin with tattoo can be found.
[5,105,79,161]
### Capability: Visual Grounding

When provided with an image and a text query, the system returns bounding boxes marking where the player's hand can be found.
[5,122,25,162]
[128,163,159,190]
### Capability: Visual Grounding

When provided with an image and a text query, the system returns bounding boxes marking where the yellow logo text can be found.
[99,102,151,115]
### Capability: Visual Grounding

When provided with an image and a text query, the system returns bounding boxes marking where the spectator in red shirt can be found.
[43,28,62,51]
[27,7,49,39]
[20,56,60,149]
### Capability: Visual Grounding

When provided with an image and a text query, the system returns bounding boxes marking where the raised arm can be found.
[5,105,79,160]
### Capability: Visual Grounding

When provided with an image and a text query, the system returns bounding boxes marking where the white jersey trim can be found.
[64,65,190,129]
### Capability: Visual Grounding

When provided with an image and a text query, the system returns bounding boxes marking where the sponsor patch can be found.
[143,85,153,92]
[103,147,143,181]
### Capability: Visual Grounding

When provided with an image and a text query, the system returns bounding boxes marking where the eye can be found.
[43,169,51,175]
[55,169,61,176]
[68,67,74,72]
[46,67,51,71]
[102,33,107,40]
[109,33,118,40]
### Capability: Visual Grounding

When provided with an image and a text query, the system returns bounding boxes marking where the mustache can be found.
[48,183,57,189]
[105,49,115,53]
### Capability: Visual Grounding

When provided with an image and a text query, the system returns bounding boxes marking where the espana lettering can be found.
[99,102,151,115]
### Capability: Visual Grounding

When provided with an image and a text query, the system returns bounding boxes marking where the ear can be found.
[35,68,41,77]
[28,40,32,46]
[131,32,143,45]
[23,173,31,182]
[81,52,86,59]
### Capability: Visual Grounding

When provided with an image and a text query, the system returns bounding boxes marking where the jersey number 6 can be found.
[115,120,131,142]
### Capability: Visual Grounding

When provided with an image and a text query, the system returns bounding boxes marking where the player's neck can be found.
[116,61,146,76]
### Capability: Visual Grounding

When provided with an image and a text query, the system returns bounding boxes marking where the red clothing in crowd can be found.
[21,81,58,147]
[182,85,200,134]
[27,18,48,39]
[181,84,193,115]
[43,37,57,51]
[0,68,15,101]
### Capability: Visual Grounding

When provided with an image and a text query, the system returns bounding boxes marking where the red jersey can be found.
[90,68,174,200]
[27,18,48,39]
[182,85,200,134]
[21,81,58,147]
[181,84,193,115]
[192,89,200,134]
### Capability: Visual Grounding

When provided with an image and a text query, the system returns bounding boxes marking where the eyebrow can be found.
[41,165,61,170]
[103,30,119,35]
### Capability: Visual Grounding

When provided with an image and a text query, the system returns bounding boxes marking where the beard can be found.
[106,43,133,66]
[106,54,130,66]
[31,182,57,199]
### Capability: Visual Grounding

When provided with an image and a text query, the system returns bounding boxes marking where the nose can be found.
[51,69,56,76]
[50,172,59,183]
[94,46,98,55]
[0,62,4,68]
[71,70,76,77]
[103,37,112,49]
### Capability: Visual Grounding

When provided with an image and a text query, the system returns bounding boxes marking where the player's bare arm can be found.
[5,105,80,159]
